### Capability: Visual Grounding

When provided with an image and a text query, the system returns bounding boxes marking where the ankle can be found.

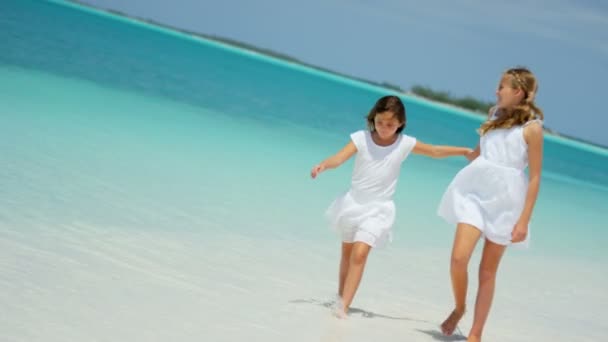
[468,330,482,338]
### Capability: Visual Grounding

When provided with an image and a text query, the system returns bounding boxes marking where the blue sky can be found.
[82,0,608,146]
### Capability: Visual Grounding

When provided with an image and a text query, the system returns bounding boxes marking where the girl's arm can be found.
[412,141,473,159]
[466,144,480,161]
[310,141,358,178]
[511,122,543,242]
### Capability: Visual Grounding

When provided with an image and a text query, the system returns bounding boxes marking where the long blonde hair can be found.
[479,67,544,135]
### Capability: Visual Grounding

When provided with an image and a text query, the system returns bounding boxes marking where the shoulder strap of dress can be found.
[523,115,543,127]
[350,130,368,151]
[399,134,417,160]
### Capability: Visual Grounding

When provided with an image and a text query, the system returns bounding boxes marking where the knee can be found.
[340,252,352,264]
[450,255,469,270]
[350,251,369,266]
[478,266,498,283]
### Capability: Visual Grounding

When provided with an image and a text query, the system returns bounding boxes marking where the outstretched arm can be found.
[412,141,473,159]
[511,122,543,242]
[467,144,480,161]
[310,141,357,178]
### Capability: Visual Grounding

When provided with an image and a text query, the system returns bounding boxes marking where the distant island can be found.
[71,0,494,115]
[70,0,605,149]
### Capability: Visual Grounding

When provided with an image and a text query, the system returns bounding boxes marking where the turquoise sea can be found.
[1,1,607,341]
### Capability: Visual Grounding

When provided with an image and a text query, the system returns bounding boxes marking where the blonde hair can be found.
[479,67,544,135]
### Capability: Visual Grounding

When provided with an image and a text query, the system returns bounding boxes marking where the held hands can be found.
[511,220,528,243]
[310,164,326,179]
[465,148,476,162]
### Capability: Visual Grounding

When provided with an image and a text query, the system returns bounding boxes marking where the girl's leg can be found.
[341,241,372,312]
[338,242,354,296]
[441,223,482,336]
[468,239,506,341]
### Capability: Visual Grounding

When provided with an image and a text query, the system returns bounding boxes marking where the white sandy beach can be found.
[2,216,607,342]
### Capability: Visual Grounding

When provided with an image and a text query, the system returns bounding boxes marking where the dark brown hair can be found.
[366,95,406,133]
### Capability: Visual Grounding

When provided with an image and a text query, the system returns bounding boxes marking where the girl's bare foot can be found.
[467,335,481,342]
[332,307,347,319]
[332,296,347,319]
[440,308,465,335]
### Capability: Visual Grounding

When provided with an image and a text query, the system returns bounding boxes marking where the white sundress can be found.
[326,130,417,248]
[437,116,542,247]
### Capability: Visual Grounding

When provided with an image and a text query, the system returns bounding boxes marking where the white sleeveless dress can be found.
[326,130,417,248]
[437,115,542,247]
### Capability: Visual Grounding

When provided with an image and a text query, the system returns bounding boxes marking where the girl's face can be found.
[496,75,525,109]
[374,111,403,140]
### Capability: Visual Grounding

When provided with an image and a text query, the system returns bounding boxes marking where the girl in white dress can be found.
[437,67,544,342]
[310,95,473,318]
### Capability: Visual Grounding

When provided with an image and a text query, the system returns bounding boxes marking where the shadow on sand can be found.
[291,298,468,341]
[415,329,467,341]
[289,298,431,323]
